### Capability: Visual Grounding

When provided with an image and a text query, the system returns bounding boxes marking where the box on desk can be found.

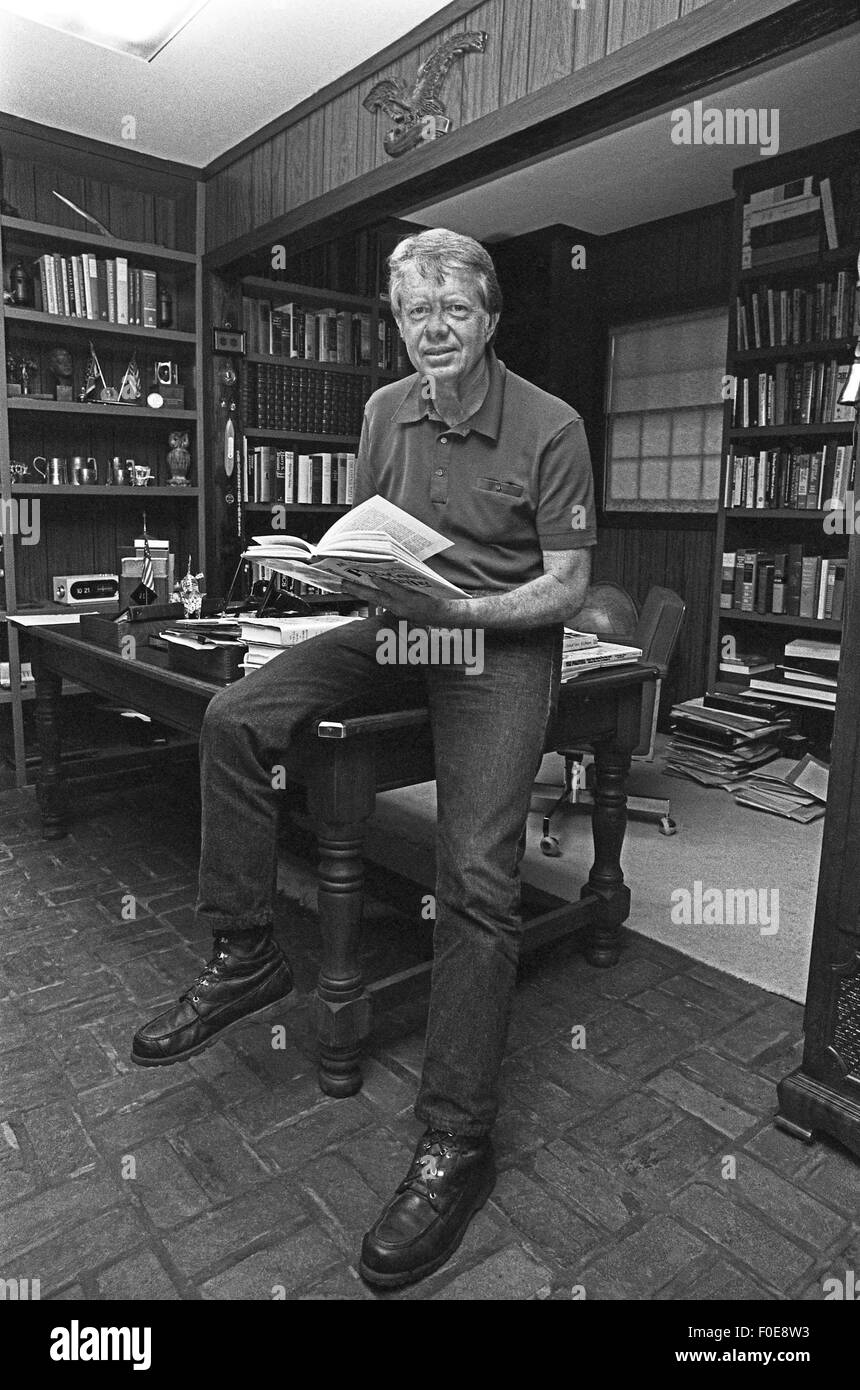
[162,631,246,683]
[79,604,184,652]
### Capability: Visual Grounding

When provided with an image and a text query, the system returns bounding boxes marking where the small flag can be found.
[129,518,158,605]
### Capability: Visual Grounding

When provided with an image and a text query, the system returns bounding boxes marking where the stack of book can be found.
[740,174,834,270]
[666,698,789,786]
[719,648,775,681]
[729,752,828,822]
[33,252,158,325]
[560,630,642,681]
[744,637,840,712]
[239,614,360,673]
[241,361,369,435]
[720,548,849,620]
[724,440,855,511]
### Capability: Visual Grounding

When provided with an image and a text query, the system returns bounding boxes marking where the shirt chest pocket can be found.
[468,476,527,540]
[475,476,524,499]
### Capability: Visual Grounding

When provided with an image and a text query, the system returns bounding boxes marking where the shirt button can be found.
[439,437,448,444]
[435,468,444,476]
[496,484,502,491]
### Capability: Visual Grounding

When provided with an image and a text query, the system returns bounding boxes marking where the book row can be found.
[31,252,160,326]
[720,548,848,621]
[242,448,357,506]
[240,361,370,435]
[732,359,853,428]
[241,295,409,373]
[724,442,855,510]
[734,270,857,350]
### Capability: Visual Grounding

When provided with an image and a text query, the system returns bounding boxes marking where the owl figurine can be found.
[167,430,191,486]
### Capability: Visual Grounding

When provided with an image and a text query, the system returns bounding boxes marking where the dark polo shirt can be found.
[353,350,596,594]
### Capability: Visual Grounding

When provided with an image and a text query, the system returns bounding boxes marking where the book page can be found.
[321,495,452,560]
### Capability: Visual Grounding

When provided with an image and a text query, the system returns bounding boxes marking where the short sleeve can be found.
[535,417,597,550]
[350,409,376,510]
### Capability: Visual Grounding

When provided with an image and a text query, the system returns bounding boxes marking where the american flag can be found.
[139,532,156,597]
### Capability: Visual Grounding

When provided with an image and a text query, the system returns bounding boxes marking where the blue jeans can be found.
[196,614,562,1137]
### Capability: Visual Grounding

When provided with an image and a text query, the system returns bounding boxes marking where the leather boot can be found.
[131,927,293,1066]
[359,1128,496,1288]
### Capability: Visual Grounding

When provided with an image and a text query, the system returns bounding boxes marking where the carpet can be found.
[350,738,822,1004]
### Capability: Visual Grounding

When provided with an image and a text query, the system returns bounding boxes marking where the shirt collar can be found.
[390,349,505,441]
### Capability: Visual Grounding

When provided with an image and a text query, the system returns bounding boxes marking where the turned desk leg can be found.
[314,818,372,1097]
[33,666,67,840]
[583,741,631,967]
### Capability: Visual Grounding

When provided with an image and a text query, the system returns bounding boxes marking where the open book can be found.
[242,495,469,598]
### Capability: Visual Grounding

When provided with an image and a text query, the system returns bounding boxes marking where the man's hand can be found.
[341,577,470,626]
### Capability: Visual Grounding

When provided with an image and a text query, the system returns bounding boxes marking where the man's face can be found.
[395,265,498,387]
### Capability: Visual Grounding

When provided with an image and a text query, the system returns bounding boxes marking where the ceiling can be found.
[407,27,860,238]
[0,0,451,166]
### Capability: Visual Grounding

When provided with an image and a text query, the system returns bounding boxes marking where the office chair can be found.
[539,583,686,852]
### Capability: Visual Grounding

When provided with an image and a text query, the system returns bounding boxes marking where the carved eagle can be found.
[363,31,488,157]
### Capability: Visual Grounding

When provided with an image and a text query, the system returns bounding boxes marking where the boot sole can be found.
[130,978,295,1068]
[358,1169,496,1290]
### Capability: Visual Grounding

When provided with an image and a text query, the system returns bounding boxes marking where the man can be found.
[132,228,596,1289]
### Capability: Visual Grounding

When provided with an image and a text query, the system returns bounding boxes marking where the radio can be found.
[53,573,120,608]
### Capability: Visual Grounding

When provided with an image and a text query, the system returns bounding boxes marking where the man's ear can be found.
[485,312,500,342]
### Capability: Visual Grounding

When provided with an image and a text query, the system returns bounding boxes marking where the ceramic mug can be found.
[132,465,153,487]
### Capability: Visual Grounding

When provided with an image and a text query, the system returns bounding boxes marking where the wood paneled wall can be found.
[205,0,718,252]
[0,120,196,251]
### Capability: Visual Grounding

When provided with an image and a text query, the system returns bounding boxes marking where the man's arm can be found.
[345,547,592,629]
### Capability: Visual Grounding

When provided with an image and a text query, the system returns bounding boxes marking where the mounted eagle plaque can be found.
[363,31,488,157]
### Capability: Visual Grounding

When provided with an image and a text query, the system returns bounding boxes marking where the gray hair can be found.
[387,228,502,321]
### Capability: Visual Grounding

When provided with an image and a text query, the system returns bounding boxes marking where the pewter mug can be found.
[70,456,98,485]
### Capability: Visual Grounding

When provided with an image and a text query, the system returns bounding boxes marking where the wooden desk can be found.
[28,625,658,1097]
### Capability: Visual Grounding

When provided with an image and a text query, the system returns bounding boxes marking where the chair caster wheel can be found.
[540,834,562,857]
[659,816,677,836]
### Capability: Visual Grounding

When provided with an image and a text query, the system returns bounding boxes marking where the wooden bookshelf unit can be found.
[707,131,859,736]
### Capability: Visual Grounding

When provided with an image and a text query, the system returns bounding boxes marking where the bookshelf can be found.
[234,277,409,605]
[0,157,206,788]
[707,132,860,729]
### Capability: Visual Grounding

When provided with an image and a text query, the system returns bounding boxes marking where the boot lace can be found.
[398,1131,460,1206]
[181,935,231,1005]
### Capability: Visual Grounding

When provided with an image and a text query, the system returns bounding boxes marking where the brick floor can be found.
[0,774,857,1302]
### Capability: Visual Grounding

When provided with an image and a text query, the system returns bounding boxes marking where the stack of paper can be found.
[666,698,790,786]
[560,639,642,681]
[729,752,829,822]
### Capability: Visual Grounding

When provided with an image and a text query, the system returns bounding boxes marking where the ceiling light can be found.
[0,0,212,61]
